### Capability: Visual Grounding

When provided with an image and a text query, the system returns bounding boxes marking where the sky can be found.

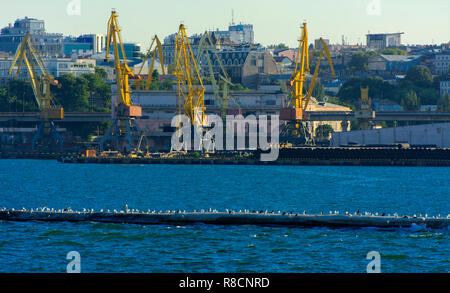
[0,0,448,50]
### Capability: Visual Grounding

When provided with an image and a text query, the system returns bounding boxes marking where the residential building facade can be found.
[0,17,63,57]
[0,58,96,86]
[433,54,450,75]
[441,81,450,97]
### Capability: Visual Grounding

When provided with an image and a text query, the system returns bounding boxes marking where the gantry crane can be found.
[280,23,336,145]
[132,35,165,91]
[9,31,64,151]
[196,32,236,121]
[99,10,148,155]
[173,24,206,127]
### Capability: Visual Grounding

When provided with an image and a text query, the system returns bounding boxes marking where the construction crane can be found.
[280,23,336,145]
[132,35,165,91]
[173,24,206,127]
[99,10,148,155]
[196,32,236,121]
[9,31,64,151]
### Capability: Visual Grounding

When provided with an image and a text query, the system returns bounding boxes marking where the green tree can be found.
[82,70,111,111]
[311,80,325,100]
[348,51,377,72]
[0,79,37,112]
[231,83,248,91]
[315,124,334,138]
[381,48,407,55]
[401,90,420,111]
[8,79,36,111]
[52,74,90,112]
[437,93,450,111]
[337,76,396,105]
[94,67,108,79]
[405,65,433,88]
[268,43,289,50]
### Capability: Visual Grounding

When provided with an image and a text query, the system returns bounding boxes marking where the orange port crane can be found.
[280,23,336,145]
[9,31,64,151]
[99,10,148,155]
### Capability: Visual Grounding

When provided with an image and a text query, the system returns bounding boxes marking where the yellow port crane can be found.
[9,31,64,151]
[132,35,165,91]
[174,24,206,127]
[99,10,148,155]
[280,23,336,145]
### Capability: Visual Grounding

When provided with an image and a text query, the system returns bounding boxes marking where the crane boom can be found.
[174,24,206,126]
[99,10,148,155]
[196,32,239,120]
[9,31,63,120]
[303,38,336,111]
[132,35,165,91]
[279,23,336,146]
[105,10,139,115]
[8,31,64,151]
[282,24,336,120]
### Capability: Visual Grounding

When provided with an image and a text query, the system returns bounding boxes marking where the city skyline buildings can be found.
[0,0,448,52]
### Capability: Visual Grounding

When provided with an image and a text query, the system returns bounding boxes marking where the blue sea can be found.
[0,159,449,273]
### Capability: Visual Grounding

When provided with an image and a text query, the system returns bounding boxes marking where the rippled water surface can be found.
[0,160,449,272]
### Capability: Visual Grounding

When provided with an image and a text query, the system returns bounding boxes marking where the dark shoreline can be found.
[1,146,450,167]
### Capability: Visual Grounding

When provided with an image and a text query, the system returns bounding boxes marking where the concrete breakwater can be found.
[1,209,449,229]
[56,147,450,167]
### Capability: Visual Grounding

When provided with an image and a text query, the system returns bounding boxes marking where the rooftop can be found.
[379,54,421,62]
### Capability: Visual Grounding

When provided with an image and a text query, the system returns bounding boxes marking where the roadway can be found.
[0,112,111,123]
[1,111,450,123]
[307,111,450,122]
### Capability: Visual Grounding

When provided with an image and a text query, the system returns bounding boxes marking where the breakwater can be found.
[1,209,448,229]
[56,147,450,166]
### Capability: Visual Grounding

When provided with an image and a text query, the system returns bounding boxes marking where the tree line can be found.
[335,65,449,111]
[0,67,111,113]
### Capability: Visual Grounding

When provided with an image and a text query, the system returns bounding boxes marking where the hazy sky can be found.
[1,0,448,50]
